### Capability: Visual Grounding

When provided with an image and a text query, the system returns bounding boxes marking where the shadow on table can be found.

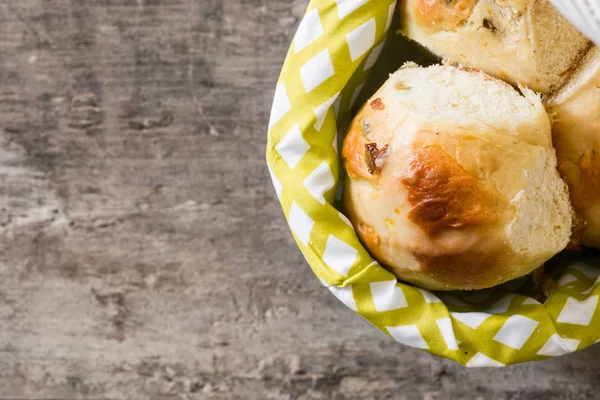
[507,342,600,387]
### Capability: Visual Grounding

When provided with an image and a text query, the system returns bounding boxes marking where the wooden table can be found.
[1,1,599,399]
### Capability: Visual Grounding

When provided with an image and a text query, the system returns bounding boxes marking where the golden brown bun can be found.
[399,0,590,93]
[342,64,573,291]
[546,47,600,248]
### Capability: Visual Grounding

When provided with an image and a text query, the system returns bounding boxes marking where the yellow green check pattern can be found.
[265,0,600,367]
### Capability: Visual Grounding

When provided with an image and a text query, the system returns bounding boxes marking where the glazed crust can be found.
[341,64,572,290]
[402,145,503,236]
[413,0,479,33]
[399,0,591,93]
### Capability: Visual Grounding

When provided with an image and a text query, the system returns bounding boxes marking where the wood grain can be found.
[1,1,600,399]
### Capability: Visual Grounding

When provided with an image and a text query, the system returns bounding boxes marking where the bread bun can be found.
[342,64,573,291]
[398,0,590,93]
[546,47,600,248]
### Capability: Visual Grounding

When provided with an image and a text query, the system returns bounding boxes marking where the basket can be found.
[265,0,600,367]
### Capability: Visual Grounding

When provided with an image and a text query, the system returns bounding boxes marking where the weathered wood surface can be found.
[0,1,600,399]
